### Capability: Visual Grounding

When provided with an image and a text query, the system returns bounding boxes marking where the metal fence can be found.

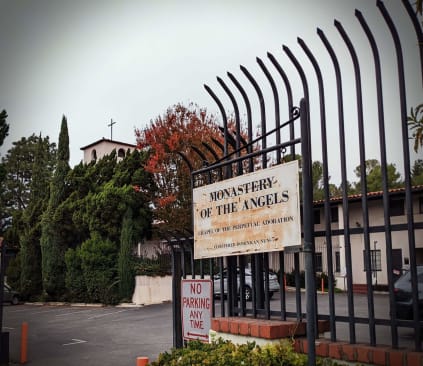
[164,1,423,364]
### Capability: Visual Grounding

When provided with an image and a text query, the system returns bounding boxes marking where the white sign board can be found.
[193,161,301,259]
[181,279,212,342]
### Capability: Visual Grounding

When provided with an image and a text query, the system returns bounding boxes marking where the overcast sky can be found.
[0,0,421,184]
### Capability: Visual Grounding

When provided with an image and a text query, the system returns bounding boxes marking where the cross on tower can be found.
[108,119,116,140]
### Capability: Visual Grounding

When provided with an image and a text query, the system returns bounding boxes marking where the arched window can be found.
[118,148,125,158]
[91,149,97,162]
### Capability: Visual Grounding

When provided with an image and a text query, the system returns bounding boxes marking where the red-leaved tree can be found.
[135,103,229,231]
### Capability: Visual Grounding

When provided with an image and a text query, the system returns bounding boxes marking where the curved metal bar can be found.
[267,52,295,158]
[282,46,310,128]
[217,76,243,175]
[176,151,193,172]
[317,27,356,344]
[201,142,219,161]
[257,57,282,164]
[227,71,254,172]
[198,112,301,173]
[297,36,336,342]
[211,137,225,154]
[377,0,420,351]
[240,65,267,169]
[201,141,224,181]
[218,126,237,149]
[335,19,376,346]
[190,145,212,184]
[232,130,248,147]
[401,0,423,86]
[204,84,231,178]
[355,7,398,348]
[190,145,209,165]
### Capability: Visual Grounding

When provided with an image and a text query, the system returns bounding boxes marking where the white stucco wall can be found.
[132,275,173,305]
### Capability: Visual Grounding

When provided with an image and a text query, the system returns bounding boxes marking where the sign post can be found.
[181,279,212,342]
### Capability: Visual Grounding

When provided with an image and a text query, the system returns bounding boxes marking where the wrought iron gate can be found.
[164,1,423,365]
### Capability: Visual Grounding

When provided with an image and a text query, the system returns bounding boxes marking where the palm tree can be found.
[408,104,423,153]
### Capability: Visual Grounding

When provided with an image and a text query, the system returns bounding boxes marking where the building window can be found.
[315,252,323,272]
[314,209,321,225]
[389,197,404,217]
[91,149,97,162]
[335,251,341,273]
[363,249,381,272]
[331,207,339,223]
[118,148,125,158]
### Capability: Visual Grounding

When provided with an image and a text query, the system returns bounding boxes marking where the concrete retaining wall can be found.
[132,275,172,305]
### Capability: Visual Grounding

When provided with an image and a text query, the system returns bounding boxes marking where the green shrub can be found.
[149,339,359,366]
[284,270,306,288]
[135,256,171,277]
[79,233,119,304]
[65,247,89,302]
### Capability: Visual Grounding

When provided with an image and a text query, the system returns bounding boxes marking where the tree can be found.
[411,159,423,186]
[408,104,423,153]
[41,116,70,299]
[1,135,56,212]
[61,148,152,303]
[0,110,10,234]
[81,182,136,243]
[136,103,240,231]
[118,208,135,300]
[311,161,325,201]
[19,135,52,299]
[0,109,9,147]
[353,159,403,192]
[282,155,338,200]
[0,134,56,236]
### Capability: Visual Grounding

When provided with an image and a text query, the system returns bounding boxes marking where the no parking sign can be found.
[181,279,212,342]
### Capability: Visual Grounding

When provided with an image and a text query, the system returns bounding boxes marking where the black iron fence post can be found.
[300,98,316,366]
[171,247,183,348]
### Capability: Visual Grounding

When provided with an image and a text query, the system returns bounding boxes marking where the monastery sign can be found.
[193,160,301,259]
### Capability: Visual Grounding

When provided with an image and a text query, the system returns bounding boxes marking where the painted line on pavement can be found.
[63,339,87,346]
[87,309,127,320]
[31,308,64,315]
[6,308,33,313]
[55,309,96,317]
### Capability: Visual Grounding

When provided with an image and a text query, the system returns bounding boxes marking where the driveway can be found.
[3,292,420,365]
[3,303,173,366]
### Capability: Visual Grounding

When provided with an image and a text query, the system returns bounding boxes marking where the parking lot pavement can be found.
[3,303,173,366]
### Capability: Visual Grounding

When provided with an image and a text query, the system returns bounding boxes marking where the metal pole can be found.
[300,98,316,366]
[171,247,183,348]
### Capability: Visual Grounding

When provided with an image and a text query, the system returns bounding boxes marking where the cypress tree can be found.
[41,116,70,299]
[20,135,51,299]
[118,208,135,300]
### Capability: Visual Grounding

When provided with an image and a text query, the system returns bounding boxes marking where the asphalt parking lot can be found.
[3,303,173,366]
[3,292,420,365]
